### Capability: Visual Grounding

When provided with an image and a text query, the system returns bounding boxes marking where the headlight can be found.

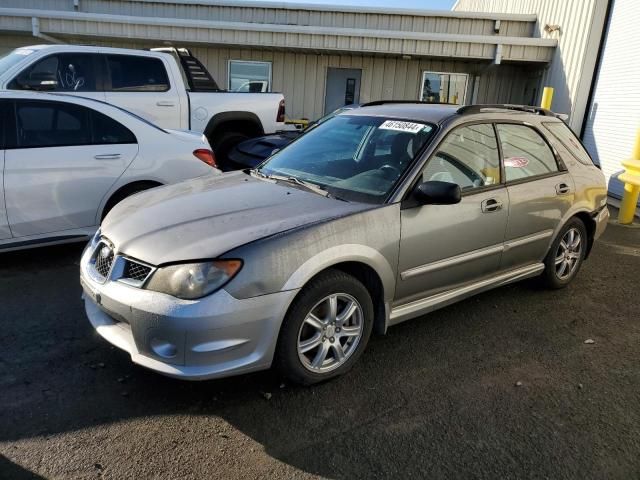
[145,260,242,299]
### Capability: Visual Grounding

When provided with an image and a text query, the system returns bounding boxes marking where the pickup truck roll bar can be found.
[151,47,221,92]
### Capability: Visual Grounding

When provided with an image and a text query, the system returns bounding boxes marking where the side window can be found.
[422,124,501,191]
[91,110,136,145]
[15,101,91,148]
[9,54,98,92]
[107,55,170,92]
[496,124,559,182]
[543,121,595,165]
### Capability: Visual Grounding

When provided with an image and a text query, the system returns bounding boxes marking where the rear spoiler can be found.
[151,47,221,92]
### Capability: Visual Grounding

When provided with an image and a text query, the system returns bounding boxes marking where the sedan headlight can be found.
[145,260,242,300]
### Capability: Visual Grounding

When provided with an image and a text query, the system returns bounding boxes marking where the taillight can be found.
[193,149,217,168]
[276,99,285,123]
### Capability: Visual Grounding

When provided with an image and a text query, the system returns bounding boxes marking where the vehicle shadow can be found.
[1,229,638,478]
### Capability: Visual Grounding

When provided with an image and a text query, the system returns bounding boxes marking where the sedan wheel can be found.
[297,293,364,373]
[276,270,374,385]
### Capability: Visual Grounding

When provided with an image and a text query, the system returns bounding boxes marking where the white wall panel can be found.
[581,0,640,203]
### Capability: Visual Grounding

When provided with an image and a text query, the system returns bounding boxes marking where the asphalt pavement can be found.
[1,219,639,479]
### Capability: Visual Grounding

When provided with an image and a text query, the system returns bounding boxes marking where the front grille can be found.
[93,244,114,279]
[123,259,152,283]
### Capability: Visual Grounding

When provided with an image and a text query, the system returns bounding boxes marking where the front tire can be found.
[541,218,588,289]
[275,270,374,385]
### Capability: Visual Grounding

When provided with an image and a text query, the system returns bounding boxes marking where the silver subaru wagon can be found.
[80,103,609,385]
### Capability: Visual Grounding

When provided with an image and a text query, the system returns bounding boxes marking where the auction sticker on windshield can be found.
[379,120,426,134]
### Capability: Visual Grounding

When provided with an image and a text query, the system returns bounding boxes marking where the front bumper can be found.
[80,249,299,380]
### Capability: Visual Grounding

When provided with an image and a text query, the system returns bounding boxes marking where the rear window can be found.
[106,55,170,92]
[543,121,595,165]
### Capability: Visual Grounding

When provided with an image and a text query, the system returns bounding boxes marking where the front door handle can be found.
[556,183,571,195]
[94,154,121,160]
[156,101,175,107]
[481,198,503,213]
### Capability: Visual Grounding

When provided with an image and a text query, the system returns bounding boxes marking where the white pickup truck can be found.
[0,44,286,165]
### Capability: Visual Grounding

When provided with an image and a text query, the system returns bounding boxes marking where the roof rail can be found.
[361,100,458,107]
[457,104,567,120]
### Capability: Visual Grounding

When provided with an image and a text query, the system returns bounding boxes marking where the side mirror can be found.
[16,71,58,90]
[414,180,461,205]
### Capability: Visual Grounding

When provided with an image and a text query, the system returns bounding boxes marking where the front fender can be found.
[282,244,397,304]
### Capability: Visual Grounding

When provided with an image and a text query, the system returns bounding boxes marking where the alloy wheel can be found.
[297,293,364,373]
[555,227,583,280]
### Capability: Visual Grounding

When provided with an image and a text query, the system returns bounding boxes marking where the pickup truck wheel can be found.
[275,270,374,385]
[210,132,250,171]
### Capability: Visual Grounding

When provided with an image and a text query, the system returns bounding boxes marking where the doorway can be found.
[324,67,362,114]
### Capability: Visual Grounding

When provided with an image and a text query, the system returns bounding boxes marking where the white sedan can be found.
[0,91,219,252]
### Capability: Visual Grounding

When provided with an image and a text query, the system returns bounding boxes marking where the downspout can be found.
[31,17,63,44]
[579,0,614,139]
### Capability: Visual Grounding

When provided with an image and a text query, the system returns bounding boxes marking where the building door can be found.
[324,68,361,114]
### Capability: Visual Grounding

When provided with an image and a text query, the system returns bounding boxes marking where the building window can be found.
[228,60,272,92]
[420,72,468,105]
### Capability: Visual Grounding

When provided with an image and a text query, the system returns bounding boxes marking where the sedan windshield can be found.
[258,115,435,203]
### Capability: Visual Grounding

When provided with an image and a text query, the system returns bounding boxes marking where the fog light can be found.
[150,338,177,359]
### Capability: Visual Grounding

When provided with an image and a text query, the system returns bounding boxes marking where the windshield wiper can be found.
[251,169,347,201]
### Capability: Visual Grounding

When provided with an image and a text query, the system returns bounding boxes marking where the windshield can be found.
[258,115,435,203]
[0,48,35,74]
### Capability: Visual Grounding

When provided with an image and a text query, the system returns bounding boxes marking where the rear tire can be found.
[541,217,588,289]
[275,270,374,385]
[210,131,250,171]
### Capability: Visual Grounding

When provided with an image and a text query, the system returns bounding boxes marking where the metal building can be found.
[0,0,557,121]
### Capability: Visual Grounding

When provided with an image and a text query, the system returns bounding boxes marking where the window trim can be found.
[104,54,171,93]
[419,71,469,105]
[227,59,272,92]
[8,52,104,92]
[6,99,137,150]
[494,121,566,185]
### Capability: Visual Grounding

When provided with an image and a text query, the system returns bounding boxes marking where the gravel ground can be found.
[1,218,639,479]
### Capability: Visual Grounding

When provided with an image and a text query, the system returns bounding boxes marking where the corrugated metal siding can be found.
[0,6,555,62]
[582,0,640,204]
[454,0,609,133]
[0,0,535,37]
[0,33,534,121]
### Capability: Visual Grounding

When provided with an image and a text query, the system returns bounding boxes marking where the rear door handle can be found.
[94,154,121,160]
[481,198,503,213]
[156,101,175,107]
[556,183,571,195]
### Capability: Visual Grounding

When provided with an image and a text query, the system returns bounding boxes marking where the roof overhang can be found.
[0,6,556,63]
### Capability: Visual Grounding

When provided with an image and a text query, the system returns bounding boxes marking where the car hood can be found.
[102,171,374,265]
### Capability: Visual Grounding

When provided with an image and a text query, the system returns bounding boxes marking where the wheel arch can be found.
[552,209,598,259]
[98,180,163,222]
[204,111,264,143]
[281,246,396,335]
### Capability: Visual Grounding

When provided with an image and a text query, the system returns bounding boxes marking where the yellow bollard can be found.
[618,127,640,224]
[540,86,554,110]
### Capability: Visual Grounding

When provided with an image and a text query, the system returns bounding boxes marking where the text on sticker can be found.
[379,120,425,134]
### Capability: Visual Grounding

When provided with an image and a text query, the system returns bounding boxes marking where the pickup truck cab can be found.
[0,45,286,164]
